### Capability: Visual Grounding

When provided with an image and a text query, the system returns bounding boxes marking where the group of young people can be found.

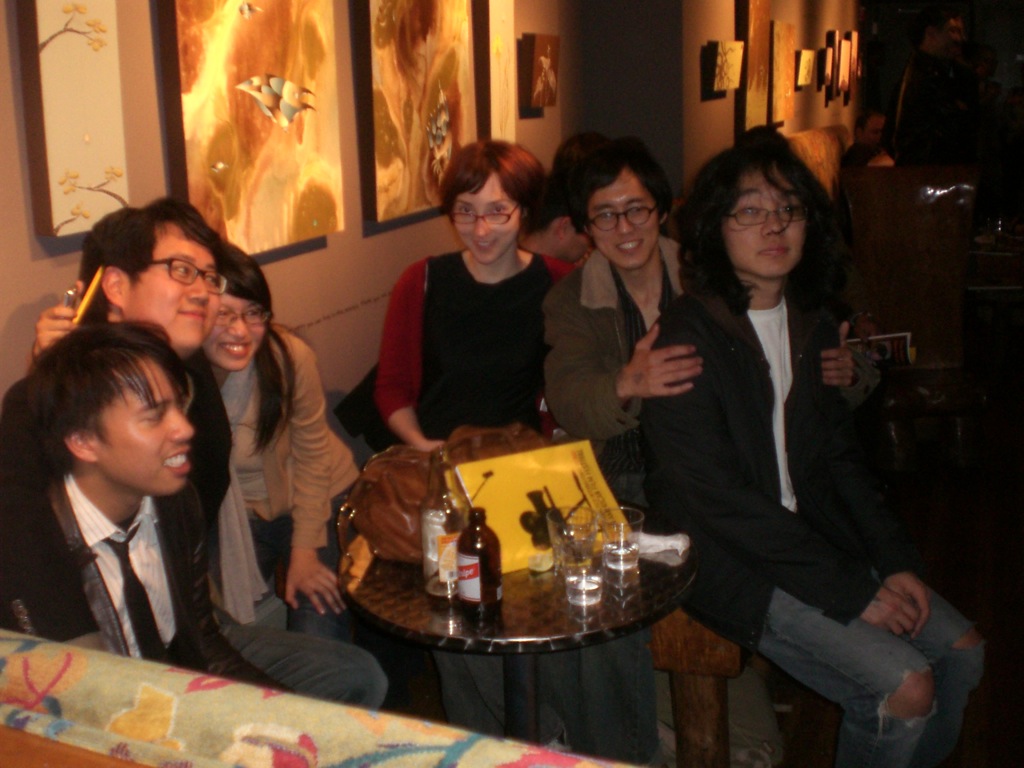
[0,126,983,768]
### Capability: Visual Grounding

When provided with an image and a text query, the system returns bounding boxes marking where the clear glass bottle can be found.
[420,448,469,600]
[457,506,503,625]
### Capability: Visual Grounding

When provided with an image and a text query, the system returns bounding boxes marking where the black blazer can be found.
[0,481,275,687]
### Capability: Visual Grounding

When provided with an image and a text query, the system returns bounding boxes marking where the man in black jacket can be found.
[646,137,983,768]
[1,323,277,685]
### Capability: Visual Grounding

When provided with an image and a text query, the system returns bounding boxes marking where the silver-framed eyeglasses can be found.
[151,258,228,294]
[588,205,657,231]
[450,205,519,226]
[724,205,808,227]
[214,306,271,327]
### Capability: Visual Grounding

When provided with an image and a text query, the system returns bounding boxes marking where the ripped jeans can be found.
[757,588,983,768]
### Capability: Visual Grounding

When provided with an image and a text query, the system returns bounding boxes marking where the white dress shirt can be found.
[65,475,177,656]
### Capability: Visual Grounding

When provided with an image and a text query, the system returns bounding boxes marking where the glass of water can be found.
[600,506,644,571]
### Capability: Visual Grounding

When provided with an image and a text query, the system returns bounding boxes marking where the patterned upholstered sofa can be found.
[0,629,628,768]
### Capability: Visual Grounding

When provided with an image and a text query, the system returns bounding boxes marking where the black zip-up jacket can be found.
[642,291,923,649]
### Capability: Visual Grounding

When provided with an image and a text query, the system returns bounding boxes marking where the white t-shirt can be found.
[747,300,797,512]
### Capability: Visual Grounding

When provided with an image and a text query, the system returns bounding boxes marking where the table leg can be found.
[503,654,539,742]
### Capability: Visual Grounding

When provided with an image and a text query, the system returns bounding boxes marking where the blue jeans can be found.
[757,588,983,768]
[249,512,350,640]
[221,620,387,708]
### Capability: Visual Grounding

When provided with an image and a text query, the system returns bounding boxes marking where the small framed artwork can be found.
[735,0,770,137]
[518,33,560,111]
[845,30,860,100]
[824,30,841,101]
[700,40,744,101]
[838,38,852,93]
[17,1,130,237]
[156,0,344,254]
[820,46,834,91]
[796,49,815,89]
[770,20,795,123]
[350,0,480,229]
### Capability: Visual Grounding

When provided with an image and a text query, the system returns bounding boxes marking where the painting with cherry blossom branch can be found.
[18,1,129,237]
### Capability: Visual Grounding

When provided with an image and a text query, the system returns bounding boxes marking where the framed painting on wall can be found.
[736,0,770,138]
[351,0,479,229]
[796,49,815,89]
[17,1,130,237]
[156,1,344,255]
[770,20,795,123]
[489,0,516,141]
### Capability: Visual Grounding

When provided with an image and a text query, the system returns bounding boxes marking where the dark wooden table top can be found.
[341,550,697,654]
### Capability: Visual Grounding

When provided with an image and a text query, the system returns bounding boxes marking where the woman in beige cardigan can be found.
[204,244,358,639]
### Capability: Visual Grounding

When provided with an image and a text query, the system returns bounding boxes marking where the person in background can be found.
[520,132,608,264]
[885,4,978,165]
[645,136,983,768]
[842,110,894,167]
[1,323,277,689]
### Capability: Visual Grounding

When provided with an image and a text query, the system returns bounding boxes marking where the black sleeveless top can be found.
[418,252,554,440]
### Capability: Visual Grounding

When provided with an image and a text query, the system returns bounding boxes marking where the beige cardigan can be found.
[255,331,359,550]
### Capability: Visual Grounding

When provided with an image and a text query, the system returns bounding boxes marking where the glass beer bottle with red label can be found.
[457,506,502,625]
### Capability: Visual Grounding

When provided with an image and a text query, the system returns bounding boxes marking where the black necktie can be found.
[106,528,166,660]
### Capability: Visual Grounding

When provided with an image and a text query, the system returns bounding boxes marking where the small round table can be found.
[342,550,696,742]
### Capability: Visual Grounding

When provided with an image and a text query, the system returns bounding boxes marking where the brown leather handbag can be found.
[339,423,548,564]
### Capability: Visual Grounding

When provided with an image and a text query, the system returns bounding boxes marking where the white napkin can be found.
[638,532,691,566]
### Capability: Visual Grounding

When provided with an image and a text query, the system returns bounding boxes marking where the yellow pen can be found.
[72,266,105,325]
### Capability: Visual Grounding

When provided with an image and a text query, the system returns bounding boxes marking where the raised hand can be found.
[615,323,703,401]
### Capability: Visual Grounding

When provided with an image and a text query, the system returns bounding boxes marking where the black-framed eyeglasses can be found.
[724,205,808,227]
[214,306,271,327]
[151,258,227,294]
[449,206,519,226]
[587,205,657,232]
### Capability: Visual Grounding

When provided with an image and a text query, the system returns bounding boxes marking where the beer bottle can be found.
[420,448,468,600]
[457,506,502,624]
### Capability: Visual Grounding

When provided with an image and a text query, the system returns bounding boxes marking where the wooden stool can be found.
[650,608,743,768]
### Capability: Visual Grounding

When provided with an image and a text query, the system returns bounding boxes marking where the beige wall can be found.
[0,0,855,403]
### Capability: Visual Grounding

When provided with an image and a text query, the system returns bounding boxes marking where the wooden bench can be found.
[650,608,744,768]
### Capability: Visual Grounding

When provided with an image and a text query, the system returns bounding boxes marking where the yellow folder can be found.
[453,441,618,573]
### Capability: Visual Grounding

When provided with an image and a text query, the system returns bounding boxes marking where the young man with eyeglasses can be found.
[1,199,388,708]
[542,137,858,764]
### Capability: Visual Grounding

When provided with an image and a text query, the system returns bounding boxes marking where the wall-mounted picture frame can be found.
[824,30,841,102]
[489,0,516,141]
[156,1,343,255]
[517,33,560,113]
[796,49,815,89]
[838,38,852,94]
[17,1,130,237]
[770,20,795,124]
[350,0,480,231]
[701,41,744,102]
[845,30,860,103]
[735,0,770,138]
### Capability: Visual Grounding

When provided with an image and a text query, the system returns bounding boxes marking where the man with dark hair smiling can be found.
[1,323,277,683]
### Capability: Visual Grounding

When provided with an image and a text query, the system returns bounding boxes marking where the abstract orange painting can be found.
[159,1,343,254]
[359,0,478,224]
